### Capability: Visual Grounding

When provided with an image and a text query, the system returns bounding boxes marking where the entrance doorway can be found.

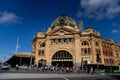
[51,50,73,67]
[38,59,47,67]
[52,61,73,67]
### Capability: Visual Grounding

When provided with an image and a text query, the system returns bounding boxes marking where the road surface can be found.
[0,72,120,80]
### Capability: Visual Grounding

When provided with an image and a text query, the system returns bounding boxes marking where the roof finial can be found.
[61,12,67,16]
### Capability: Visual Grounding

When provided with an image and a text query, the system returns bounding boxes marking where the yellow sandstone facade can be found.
[32,14,120,69]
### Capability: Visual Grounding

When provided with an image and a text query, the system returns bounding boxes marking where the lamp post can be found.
[85,60,88,73]
[96,53,99,74]
[29,53,33,69]
[81,58,84,73]
[110,58,113,73]
[40,58,44,67]
[20,57,22,66]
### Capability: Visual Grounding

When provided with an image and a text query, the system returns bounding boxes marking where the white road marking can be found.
[63,77,69,80]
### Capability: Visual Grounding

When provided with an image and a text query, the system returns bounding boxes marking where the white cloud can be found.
[77,0,120,19]
[111,29,120,34]
[0,11,21,24]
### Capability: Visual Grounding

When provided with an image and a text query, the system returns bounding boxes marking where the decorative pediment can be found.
[82,27,100,36]
[46,26,79,36]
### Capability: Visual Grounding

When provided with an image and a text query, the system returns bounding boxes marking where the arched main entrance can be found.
[51,50,73,67]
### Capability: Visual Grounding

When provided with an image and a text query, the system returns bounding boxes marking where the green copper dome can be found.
[51,13,77,29]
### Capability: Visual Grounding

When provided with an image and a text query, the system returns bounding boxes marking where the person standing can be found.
[16,64,19,71]
[90,66,93,74]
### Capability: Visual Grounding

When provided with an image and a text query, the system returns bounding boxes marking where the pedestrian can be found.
[66,67,69,73]
[90,66,93,74]
[44,65,48,72]
[87,67,90,74]
[16,64,19,71]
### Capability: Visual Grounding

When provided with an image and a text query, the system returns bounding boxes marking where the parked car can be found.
[0,63,11,70]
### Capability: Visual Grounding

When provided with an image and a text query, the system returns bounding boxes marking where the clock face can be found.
[59,31,64,36]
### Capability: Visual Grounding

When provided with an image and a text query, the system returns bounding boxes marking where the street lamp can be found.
[96,53,99,73]
[81,58,84,73]
[84,60,88,73]
[30,53,34,69]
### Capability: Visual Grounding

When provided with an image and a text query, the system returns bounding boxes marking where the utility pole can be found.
[81,58,84,73]
[96,53,99,74]
[29,53,33,69]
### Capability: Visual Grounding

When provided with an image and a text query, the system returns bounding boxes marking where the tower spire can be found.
[61,12,67,16]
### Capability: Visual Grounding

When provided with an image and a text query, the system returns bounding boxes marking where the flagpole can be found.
[15,37,19,53]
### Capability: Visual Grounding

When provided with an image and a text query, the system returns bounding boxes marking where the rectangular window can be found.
[51,39,56,44]
[84,48,88,54]
[58,39,61,43]
[96,49,101,56]
[38,50,44,56]
[69,38,74,43]
[55,39,58,44]
[88,48,90,54]
[81,48,90,54]
[41,50,44,55]
[106,59,109,64]
[99,58,102,63]
[109,58,114,64]
[64,39,67,43]
[105,51,107,56]
[104,59,106,64]
[111,52,113,56]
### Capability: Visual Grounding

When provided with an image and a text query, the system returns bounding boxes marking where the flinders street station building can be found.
[32,13,120,70]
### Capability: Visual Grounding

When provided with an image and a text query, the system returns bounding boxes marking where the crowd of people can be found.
[31,65,96,74]
[15,64,97,74]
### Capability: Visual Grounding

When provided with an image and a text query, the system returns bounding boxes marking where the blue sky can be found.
[0,0,120,62]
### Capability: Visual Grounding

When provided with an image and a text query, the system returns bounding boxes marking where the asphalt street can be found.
[0,72,120,80]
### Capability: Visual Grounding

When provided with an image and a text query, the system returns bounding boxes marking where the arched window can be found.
[81,48,90,54]
[82,41,89,46]
[52,50,72,59]
[40,43,45,47]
